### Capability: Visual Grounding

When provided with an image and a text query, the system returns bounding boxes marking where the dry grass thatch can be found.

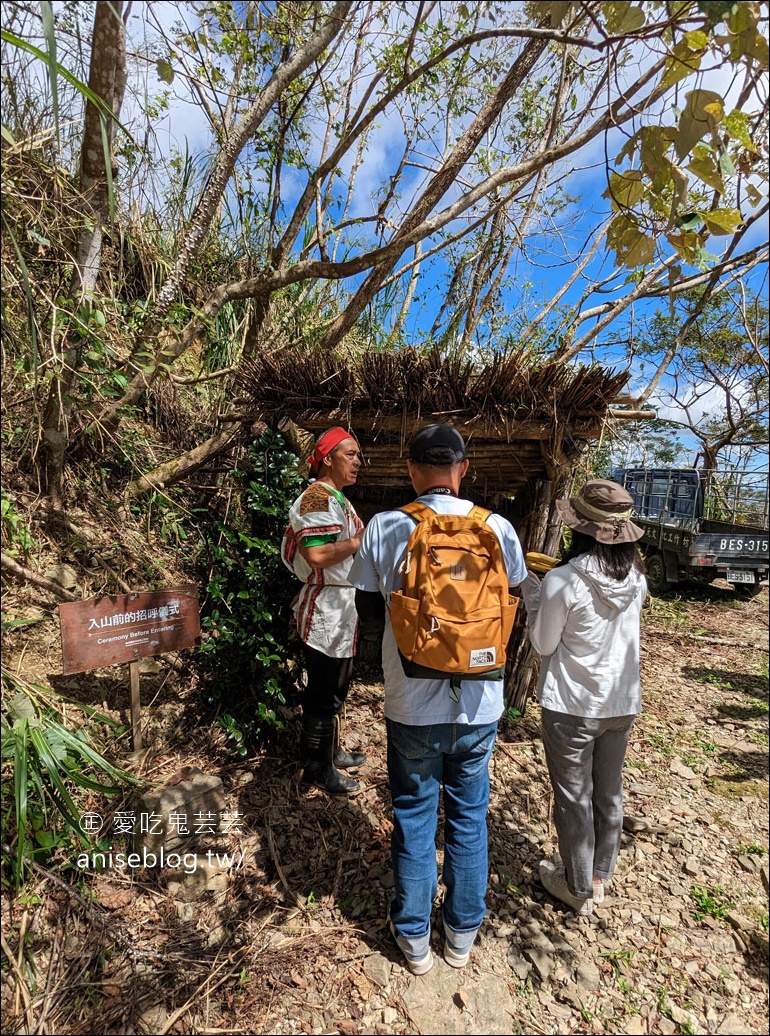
[237,345,630,507]
[237,346,629,433]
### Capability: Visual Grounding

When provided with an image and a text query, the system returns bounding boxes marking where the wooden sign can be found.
[59,586,200,676]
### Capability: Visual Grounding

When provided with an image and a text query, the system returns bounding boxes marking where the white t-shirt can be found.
[349,493,527,725]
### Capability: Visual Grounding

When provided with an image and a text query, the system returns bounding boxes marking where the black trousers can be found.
[301,642,354,717]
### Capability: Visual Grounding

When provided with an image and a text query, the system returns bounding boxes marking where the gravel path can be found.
[271,587,769,1036]
[3,586,766,1035]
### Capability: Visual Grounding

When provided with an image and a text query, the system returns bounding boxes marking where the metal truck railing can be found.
[701,469,769,529]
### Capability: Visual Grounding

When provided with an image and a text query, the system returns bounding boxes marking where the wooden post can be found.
[129,660,142,750]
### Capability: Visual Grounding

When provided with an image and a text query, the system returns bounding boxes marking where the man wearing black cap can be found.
[349,423,526,974]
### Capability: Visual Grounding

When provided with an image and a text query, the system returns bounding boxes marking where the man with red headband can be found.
[281,427,367,795]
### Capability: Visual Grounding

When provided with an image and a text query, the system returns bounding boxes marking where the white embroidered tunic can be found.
[281,481,363,658]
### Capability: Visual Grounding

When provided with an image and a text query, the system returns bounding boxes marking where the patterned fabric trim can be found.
[299,482,337,516]
[297,581,325,641]
[298,523,342,541]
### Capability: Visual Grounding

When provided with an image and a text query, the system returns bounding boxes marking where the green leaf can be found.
[688,154,725,194]
[696,2,740,27]
[157,57,174,84]
[746,183,763,206]
[699,207,743,235]
[674,91,724,162]
[53,725,131,786]
[637,126,670,178]
[718,150,736,177]
[607,217,656,268]
[538,2,574,26]
[0,29,133,137]
[659,37,705,91]
[29,727,82,832]
[10,692,38,725]
[724,109,755,150]
[676,212,704,231]
[40,1,59,149]
[726,2,769,67]
[14,718,29,884]
[26,229,51,248]
[666,228,704,263]
[602,2,646,32]
[604,170,646,209]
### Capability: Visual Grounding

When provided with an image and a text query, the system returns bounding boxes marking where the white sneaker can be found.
[388,918,434,975]
[539,860,593,916]
[443,921,476,968]
[444,945,472,968]
[592,879,605,905]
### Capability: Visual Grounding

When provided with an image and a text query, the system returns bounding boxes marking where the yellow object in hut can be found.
[525,551,560,574]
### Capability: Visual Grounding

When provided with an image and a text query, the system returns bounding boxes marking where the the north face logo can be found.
[469,647,496,667]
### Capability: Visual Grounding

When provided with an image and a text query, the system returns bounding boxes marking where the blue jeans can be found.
[386,718,498,959]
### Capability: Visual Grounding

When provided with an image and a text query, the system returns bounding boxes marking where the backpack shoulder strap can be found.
[400,501,435,524]
[468,504,492,523]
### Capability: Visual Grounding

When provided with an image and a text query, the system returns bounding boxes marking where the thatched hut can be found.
[237,346,640,711]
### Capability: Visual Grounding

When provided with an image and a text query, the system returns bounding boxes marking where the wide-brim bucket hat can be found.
[556,479,645,544]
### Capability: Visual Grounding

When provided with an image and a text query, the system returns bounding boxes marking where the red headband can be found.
[307,427,355,471]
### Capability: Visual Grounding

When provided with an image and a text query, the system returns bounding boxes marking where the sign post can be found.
[129,660,142,750]
[58,586,201,751]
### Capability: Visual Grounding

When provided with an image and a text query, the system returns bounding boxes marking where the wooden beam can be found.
[607,409,657,421]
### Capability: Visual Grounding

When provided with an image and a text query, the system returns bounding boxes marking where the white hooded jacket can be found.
[520,554,647,718]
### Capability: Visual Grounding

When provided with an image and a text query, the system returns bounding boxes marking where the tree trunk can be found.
[126,422,244,499]
[503,455,576,715]
[90,2,351,437]
[40,1,126,503]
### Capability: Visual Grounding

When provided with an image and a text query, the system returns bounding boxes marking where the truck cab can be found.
[612,467,769,595]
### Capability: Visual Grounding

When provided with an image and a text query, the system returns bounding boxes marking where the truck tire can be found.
[734,581,764,598]
[645,552,671,594]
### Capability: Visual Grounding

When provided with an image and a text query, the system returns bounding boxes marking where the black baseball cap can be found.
[408,424,466,465]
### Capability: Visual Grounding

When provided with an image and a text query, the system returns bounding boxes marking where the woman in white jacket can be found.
[521,480,647,916]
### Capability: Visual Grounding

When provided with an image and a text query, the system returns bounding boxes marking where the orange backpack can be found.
[389,502,519,695]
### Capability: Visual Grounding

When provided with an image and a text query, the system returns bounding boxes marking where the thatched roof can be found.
[239,345,627,425]
[236,346,630,511]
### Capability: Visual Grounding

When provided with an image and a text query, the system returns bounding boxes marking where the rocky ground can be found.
[1,583,768,1035]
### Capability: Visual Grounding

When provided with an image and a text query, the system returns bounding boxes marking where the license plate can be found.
[727,569,755,584]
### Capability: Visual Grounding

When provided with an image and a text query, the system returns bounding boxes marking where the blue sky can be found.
[116,3,769,468]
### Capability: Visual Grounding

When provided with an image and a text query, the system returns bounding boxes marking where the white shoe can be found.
[443,920,476,968]
[388,918,434,975]
[539,860,593,916]
[444,944,472,969]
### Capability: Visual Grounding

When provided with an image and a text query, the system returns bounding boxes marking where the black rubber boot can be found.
[301,714,362,796]
[333,712,367,770]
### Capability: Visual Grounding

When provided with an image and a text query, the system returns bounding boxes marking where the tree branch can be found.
[1,552,78,602]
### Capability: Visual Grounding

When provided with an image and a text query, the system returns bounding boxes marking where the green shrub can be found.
[1,669,136,888]
[197,430,306,750]
[1,488,35,560]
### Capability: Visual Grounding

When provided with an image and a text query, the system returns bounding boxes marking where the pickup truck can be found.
[612,467,769,595]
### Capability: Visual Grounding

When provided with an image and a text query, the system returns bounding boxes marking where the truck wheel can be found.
[645,552,671,593]
[735,582,764,598]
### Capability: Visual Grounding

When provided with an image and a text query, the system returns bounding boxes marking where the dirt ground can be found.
[1,583,768,1035]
